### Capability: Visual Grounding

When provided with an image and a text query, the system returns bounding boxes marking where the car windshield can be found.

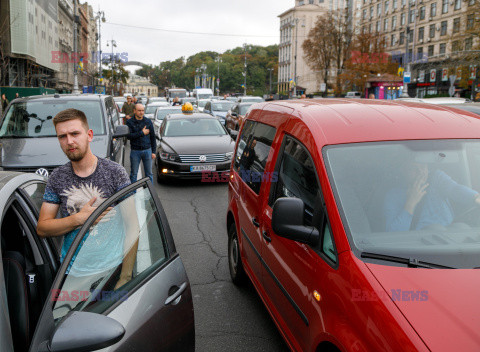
[145,105,164,114]
[239,104,252,115]
[169,91,187,99]
[197,94,212,100]
[324,140,480,268]
[164,118,227,137]
[0,100,105,137]
[212,102,234,111]
[197,101,208,108]
[156,108,181,120]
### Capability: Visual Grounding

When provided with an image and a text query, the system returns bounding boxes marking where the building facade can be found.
[359,0,479,97]
[124,74,158,97]
[278,1,326,94]
[56,0,74,92]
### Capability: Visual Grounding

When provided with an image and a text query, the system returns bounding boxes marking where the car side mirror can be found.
[272,198,319,246]
[229,129,238,141]
[113,125,129,138]
[49,311,125,352]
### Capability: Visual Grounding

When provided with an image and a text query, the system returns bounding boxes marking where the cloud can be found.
[86,0,291,66]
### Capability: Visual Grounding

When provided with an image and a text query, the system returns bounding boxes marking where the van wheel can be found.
[228,223,247,285]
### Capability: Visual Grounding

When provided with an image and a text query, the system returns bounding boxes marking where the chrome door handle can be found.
[252,218,260,227]
[263,231,272,243]
[165,282,187,305]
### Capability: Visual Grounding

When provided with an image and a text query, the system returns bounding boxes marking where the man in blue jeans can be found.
[126,104,156,183]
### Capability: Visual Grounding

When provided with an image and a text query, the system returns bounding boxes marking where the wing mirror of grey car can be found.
[113,125,129,138]
[49,311,125,352]
[272,197,319,246]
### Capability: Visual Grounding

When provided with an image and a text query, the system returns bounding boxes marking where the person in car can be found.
[36,108,138,289]
[172,97,181,106]
[384,160,480,231]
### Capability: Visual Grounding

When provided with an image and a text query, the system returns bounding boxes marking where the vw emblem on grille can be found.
[35,168,49,177]
[199,155,207,163]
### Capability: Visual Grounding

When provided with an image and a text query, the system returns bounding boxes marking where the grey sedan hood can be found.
[161,135,234,155]
[0,136,110,168]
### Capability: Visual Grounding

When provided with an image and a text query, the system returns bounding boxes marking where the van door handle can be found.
[252,218,260,227]
[165,282,187,305]
[263,231,271,243]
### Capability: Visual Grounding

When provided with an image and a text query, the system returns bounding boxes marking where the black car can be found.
[0,172,194,351]
[156,113,235,181]
[0,94,128,177]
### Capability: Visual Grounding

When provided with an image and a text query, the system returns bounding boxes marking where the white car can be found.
[144,102,170,120]
[153,106,182,135]
[196,99,211,113]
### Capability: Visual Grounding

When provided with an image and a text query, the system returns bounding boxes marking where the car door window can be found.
[234,120,276,194]
[52,184,168,322]
[20,181,46,213]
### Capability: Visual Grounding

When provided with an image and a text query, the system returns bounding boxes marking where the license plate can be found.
[190,165,216,172]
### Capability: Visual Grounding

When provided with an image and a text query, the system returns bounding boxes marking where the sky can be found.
[86,0,293,70]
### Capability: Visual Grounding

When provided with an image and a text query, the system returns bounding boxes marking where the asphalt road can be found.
[150,166,289,352]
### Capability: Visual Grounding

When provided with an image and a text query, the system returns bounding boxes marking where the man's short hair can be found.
[53,108,89,130]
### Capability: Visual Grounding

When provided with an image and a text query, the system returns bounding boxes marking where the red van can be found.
[226,99,480,351]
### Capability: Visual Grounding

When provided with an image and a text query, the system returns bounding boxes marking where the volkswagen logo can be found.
[35,168,49,178]
[199,155,207,163]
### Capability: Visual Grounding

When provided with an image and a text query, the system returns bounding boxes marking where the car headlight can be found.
[160,152,179,162]
[226,152,234,160]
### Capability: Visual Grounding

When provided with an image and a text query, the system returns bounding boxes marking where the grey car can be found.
[0,94,128,177]
[0,172,195,351]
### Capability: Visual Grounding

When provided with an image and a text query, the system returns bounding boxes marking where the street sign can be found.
[430,69,436,82]
[418,70,425,83]
[470,65,477,79]
[403,71,411,83]
[449,86,455,97]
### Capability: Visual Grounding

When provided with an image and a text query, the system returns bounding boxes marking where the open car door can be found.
[29,179,194,352]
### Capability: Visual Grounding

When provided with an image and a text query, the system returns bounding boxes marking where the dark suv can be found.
[0,94,128,176]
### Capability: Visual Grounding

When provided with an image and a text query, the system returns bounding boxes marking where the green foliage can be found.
[135,45,278,95]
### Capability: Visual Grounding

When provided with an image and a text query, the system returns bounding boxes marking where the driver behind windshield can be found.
[384,158,480,231]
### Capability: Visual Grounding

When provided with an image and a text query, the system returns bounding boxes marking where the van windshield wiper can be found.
[360,251,454,269]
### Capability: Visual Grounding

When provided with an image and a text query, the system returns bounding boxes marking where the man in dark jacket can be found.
[126,104,156,183]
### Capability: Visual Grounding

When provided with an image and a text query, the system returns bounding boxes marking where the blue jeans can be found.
[130,149,153,183]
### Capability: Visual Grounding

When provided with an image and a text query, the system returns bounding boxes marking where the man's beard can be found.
[65,146,87,162]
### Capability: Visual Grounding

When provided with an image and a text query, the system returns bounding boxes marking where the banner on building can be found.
[470,65,477,79]
[442,68,448,82]
[418,70,425,83]
[430,69,436,83]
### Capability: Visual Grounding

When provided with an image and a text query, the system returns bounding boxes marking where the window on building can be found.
[441,20,447,35]
[466,37,473,50]
[393,0,397,8]
[420,6,425,19]
[401,13,406,25]
[363,9,367,19]
[418,27,424,40]
[469,0,475,5]
[384,18,388,30]
[429,24,435,38]
[402,0,406,6]
[453,17,460,33]
[391,34,396,46]
[409,9,415,23]
[454,0,461,9]
[408,30,414,43]
[428,45,434,57]
[392,16,397,29]
[370,6,374,18]
[376,21,381,31]
[467,14,474,29]
[442,0,448,13]
[385,0,389,13]
[439,43,446,54]
[377,3,381,16]
[400,33,405,44]
[452,40,463,52]
[408,49,413,61]
[431,2,437,16]
[417,47,424,61]
[369,23,372,32]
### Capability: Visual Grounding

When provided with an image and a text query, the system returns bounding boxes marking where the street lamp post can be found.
[267,68,274,94]
[73,0,79,93]
[243,43,247,96]
[216,56,222,95]
[201,64,207,88]
[106,39,117,95]
[92,9,105,86]
[400,0,413,98]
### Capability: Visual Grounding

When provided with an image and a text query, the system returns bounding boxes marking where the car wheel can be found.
[228,223,247,285]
